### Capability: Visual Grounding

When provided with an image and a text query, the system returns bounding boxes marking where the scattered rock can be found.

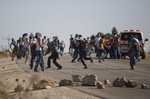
[141,83,149,89]
[14,84,24,92]
[104,79,111,85]
[113,77,127,87]
[59,79,72,86]
[96,81,105,89]
[45,86,52,89]
[33,79,55,90]
[125,80,138,88]
[72,75,83,82]
[82,74,98,86]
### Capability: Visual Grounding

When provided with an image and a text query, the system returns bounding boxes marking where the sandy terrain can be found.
[0,52,101,99]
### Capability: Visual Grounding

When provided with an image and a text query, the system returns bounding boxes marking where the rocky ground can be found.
[0,52,101,99]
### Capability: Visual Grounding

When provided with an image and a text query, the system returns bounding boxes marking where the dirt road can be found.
[0,53,150,99]
[0,57,101,99]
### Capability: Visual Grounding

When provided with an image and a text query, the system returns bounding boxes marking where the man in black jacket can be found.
[45,41,62,70]
[77,35,93,69]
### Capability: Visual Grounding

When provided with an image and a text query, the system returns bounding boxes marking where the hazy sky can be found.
[0,0,150,51]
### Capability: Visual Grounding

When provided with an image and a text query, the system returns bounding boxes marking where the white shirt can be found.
[95,37,101,47]
[36,37,42,51]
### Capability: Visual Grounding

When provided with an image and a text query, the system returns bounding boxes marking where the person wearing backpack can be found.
[129,36,140,70]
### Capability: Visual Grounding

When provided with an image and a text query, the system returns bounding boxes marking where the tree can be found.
[112,27,118,35]
[97,32,104,37]
[105,33,112,39]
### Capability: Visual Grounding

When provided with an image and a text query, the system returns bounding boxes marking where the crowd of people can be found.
[10,33,65,72]
[10,32,141,71]
[69,33,121,63]
[69,33,141,70]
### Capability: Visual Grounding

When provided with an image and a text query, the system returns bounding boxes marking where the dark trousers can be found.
[71,48,79,62]
[98,48,106,62]
[30,51,36,69]
[79,49,92,68]
[130,51,140,68]
[60,47,64,56]
[47,51,62,69]
[12,46,18,61]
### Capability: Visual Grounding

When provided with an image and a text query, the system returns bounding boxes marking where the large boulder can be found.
[59,79,73,86]
[125,80,138,88]
[113,77,128,87]
[96,81,105,89]
[33,79,55,90]
[82,74,98,86]
[72,75,83,82]
[141,83,149,89]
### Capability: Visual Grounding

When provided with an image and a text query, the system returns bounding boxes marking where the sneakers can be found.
[29,64,33,69]
[102,58,105,62]
[57,67,62,70]
[25,61,28,64]
[84,67,87,69]
[130,67,135,70]
[99,60,101,63]
[71,61,76,63]
[41,66,44,71]
[11,58,14,61]
[34,69,39,72]
[45,67,52,69]
[90,58,93,63]
[41,68,44,71]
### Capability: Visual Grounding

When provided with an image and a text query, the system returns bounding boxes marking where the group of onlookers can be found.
[10,33,65,72]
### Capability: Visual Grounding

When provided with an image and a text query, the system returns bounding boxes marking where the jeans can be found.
[17,45,24,59]
[130,51,140,68]
[60,47,64,56]
[35,50,44,70]
[98,48,106,62]
[114,46,121,59]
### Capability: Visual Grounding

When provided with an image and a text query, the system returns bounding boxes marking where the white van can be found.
[119,29,148,59]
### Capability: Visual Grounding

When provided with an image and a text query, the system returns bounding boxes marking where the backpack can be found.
[132,44,140,52]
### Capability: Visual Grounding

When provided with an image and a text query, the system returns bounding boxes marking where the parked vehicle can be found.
[119,29,148,59]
